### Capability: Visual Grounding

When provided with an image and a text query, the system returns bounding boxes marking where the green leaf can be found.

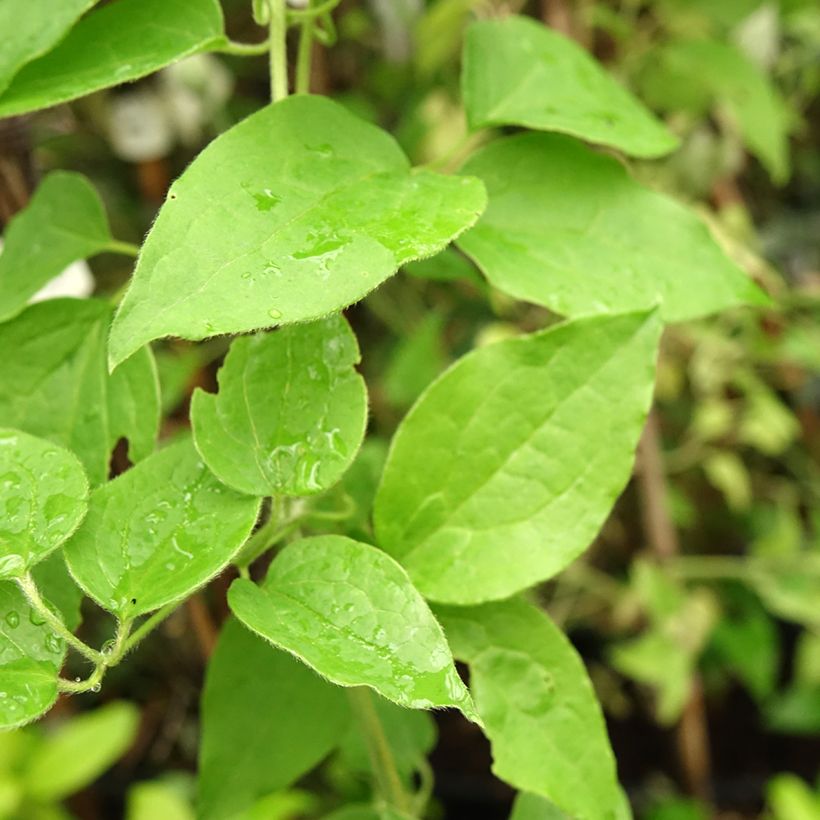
[0,581,66,729]
[462,15,678,158]
[191,316,367,497]
[33,552,84,634]
[0,0,96,95]
[456,133,767,323]
[383,313,447,408]
[228,535,476,718]
[374,311,661,604]
[199,617,350,820]
[639,39,791,183]
[127,779,195,820]
[63,438,260,619]
[509,793,571,820]
[437,599,627,820]
[0,299,160,485]
[24,701,139,800]
[0,429,88,578]
[108,95,486,368]
[0,0,225,118]
[0,172,115,322]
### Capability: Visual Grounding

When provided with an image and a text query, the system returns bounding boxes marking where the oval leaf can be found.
[374,311,661,604]
[108,95,486,367]
[0,172,115,322]
[437,599,628,820]
[0,429,88,578]
[457,133,768,322]
[228,535,476,718]
[462,15,678,158]
[199,618,350,820]
[191,315,367,497]
[0,299,160,485]
[0,0,225,117]
[64,438,260,619]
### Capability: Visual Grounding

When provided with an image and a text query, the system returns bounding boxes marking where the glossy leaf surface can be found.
[0,581,65,728]
[200,618,349,819]
[108,95,486,367]
[462,15,677,158]
[24,701,139,800]
[375,312,661,604]
[0,429,88,578]
[457,133,767,322]
[64,438,260,619]
[0,172,114,322]
[191,316,367,496]
[0,299,160,484]
[228,535,476,717]
[0,0,225,117]
[0,0,95,94]
[437,599,626,819]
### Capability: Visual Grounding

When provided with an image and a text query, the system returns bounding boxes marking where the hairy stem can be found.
[16,573,102,665]
[268,0,289,102]
[57,617,132,694]
[295,2,315,95]
[105,239,140,258]
[216,38,270,56]
[346,687,411,813]
[124,601,180,653]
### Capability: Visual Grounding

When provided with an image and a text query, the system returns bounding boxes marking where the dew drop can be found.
[91,683,101,693]
[268,308,283,320]
[4,611,19,629]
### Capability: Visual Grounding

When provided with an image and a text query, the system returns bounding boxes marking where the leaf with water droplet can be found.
[374,311,662,604]
[64,438,260,619]
[199,617,351,820]
[0,0,226,117]
[436,598,629,819]
[228,535,477,720]
[0,299,160,485]
[0,580,67,728]
[0,429,88,578]
[108,95,486,367]
[462,15,678,158]
[191,316,367,497]
[0,172,116,323]
[456,133,768,322]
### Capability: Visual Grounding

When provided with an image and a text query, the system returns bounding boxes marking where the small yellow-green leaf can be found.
[108,96,486,367]
[228,535,476,719]
[0,0,225,117]
[374,312,661,604]
[0,429,88,578]
[191,316,367,497]
[462,15,678,158]
[457,133,768,322]
[64,438,260,619]
[0,172,114,322]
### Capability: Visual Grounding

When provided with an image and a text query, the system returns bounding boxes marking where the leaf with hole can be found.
[108,95,486,367]
[63,438,260,620]
[0,172,116,322]
[462,15,678,158]
[191,315,367,497]
[0,428,88,579]
[437,598,628,819]
[228,535,476,718]
[456,133,767,322]
[374,311,661,604]
[0,0,225,117]
[0,299,160,485]
[199,617,350,820]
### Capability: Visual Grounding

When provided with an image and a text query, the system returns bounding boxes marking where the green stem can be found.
[268,0,289,102]
[670,556,750,582]
[123,602,179,653]
[16,574,102,665]
[57,618,132,694]
[235,504,301,570]
[105,239,140,258]
[216,38,270,56]
[295,1,315,95]
[346,687,411,813]
[287,0,340,20]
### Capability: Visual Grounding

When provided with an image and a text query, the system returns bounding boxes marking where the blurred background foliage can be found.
[0,0,819,817]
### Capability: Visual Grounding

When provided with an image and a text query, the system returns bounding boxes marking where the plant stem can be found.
[268,0,289,102]
[670,556,749,582]
[216,38,270,56]
[16,574,102,665]
[295,1,315,95]
[346,687,411,814]
[57,618,132,694]
[124,601,180,653]
[105,239,140,257]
